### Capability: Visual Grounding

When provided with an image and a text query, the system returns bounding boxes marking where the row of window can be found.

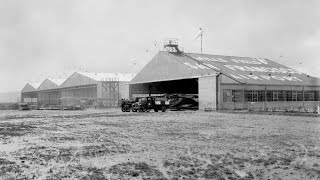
[223,90,320,102]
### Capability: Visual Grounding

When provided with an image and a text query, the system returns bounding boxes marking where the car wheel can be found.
[126,106,131,112]
[139,106,145,112]
[161,106,166,112]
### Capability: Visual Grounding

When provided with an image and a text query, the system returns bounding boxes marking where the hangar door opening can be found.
[130,78,198,98]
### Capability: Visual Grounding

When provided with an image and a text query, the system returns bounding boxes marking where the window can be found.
[252,90,258,102]
[297,91,303,101]
[310,91,314,101]
[258,90,265,102]
[266,91,273,102]
[304,91,310,101]
[278,91,285,101]
[223,90,232,102]
[273,91,279,101]
[244,90,253,102]
[315,91,319,101]
[304,91,314,101]
[286,91,292,101]
[292,91,297,101]
[232,90,242,102]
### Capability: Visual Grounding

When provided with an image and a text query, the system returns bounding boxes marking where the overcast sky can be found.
[0,0,320,93]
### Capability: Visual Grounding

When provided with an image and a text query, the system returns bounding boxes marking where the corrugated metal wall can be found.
[21,92,38,103]
[38,91,60,105]
[60,85,97,106]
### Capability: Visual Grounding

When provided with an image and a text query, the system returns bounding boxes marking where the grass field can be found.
[0,109,320,179]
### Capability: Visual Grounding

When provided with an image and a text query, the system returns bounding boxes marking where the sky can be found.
[0,0,320,93]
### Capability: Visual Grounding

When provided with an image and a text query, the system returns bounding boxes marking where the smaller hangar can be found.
[21,72,135,108]
[37,78,65,105]
[130,50,320,111]
[21,82,41,105]
[60,72,134,107]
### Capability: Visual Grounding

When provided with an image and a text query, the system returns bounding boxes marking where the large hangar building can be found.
[130,49,320,111]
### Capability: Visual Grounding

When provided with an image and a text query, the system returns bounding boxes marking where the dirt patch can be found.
[163,155,253,179]
[0,158,15,165]
[47,165,106,180]
[0,123,36,137]
[47,136,77,142]
[109,162,166,179]
[81,143,131,157]
[0,111,142,121]
[0,158,28,179]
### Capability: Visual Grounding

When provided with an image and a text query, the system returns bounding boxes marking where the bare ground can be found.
[0,109,319,179]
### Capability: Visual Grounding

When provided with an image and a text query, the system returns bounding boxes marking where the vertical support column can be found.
[117,81,120,107]
[129,84,132,99]
[216,76,219,110]
[58,90,61,105]
[148,84,152,96]
[264,84,267,111]
[302,86,305,109]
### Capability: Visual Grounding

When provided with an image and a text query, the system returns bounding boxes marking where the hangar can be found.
[59,72,134,107]
[21,72,135,108]
[21,82,41,105]
[130,45,320,111]
[37,78,65,105]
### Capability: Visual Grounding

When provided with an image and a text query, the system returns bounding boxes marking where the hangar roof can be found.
[60,72,136,88]
[78,72,135,82]
[21,82,41,93]
[37,78,65,91]
[29,82,41,89]
[49,78,65,86]
[130,51,320,86]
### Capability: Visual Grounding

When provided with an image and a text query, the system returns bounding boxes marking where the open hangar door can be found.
[130,78,198,98]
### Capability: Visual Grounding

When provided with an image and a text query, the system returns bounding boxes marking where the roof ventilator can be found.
[163,38,183,54]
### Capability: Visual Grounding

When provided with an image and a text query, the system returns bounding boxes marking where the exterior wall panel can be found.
[21,92,38,104]
[60,85,97,106]
[219,83,320,110]
[119,82,130,100]
[199,76,217,110]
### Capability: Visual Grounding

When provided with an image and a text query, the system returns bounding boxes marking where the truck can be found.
[18,103,30,111]
[120,99,136,112]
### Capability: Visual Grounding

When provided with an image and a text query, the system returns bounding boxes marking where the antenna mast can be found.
[201,33,203,54]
